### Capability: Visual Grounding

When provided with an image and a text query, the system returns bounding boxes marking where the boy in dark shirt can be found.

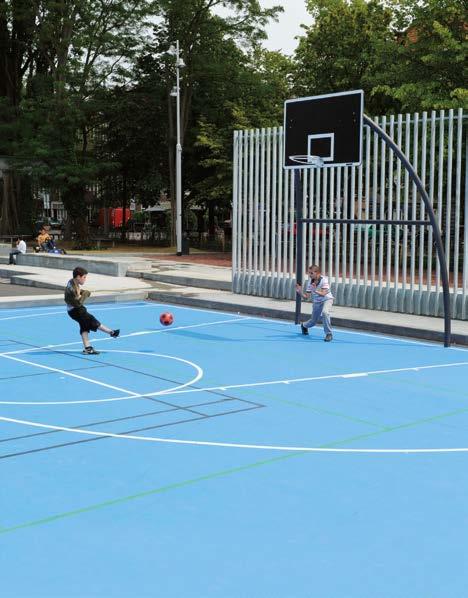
[65,266,120,355]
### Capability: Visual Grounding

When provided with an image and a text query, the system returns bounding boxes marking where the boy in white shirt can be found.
[9,237,27,264]
[296,264,334,342]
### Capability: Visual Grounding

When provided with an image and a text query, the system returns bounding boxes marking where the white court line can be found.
[0,303,151,322]
[0,350,203,405]
[20,359,467,406]
[0,316,252,356]
[0,352,141,397]
[2,413,468,453]
[101,360,468,402]
[149,301,468,354]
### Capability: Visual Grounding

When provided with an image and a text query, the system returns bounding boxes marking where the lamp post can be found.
[169,41,185,255]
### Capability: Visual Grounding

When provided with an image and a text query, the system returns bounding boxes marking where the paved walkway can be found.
[0,253,466,345]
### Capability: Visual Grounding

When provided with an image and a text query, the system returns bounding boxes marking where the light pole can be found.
[169,41,185,255]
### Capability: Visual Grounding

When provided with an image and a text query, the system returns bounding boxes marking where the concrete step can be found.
[127,270,231,291]
[16,253,152,277]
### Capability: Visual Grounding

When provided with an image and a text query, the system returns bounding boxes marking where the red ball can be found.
[159,312,174,326]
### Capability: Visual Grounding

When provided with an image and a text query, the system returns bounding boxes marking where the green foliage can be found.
[370,0,467,111]
[295,0,467,113]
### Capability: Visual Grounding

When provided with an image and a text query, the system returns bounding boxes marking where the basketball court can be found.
[1,300,467,597]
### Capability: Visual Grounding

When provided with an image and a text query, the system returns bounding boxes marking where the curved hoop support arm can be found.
[363,115,451,347]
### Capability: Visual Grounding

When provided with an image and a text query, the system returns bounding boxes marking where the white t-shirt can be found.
[306,275,334,303]
[17,240,26,254]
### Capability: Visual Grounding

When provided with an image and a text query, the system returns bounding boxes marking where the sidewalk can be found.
[0,253,466,345]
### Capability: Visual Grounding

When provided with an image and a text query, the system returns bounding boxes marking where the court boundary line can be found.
[0,316,252,356]
[3,413,468,453]
[1,298,466,352]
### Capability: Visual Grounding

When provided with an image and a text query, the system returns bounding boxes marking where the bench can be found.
[92,237,117,250]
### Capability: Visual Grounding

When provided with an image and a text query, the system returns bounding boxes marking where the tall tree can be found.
[3,0,156,242]
[293,0,395,114]
[370,0,467,111]
[147,0,282,243]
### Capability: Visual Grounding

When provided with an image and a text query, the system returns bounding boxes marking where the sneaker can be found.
[83,346,100,355]
[324,333,333,342]
[110,329,120,338]
[300,324,309,335]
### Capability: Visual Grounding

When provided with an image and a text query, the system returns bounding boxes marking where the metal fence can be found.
[232,109,467,320]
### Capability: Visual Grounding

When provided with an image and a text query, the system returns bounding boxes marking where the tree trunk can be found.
[0,171,20,234]
[61,184,90,248]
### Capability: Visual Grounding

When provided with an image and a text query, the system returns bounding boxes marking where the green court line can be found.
[247,387,386,430]
[4,399,468,537]
[0,451,302,535]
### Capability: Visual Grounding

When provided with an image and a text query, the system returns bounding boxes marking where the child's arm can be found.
[80,289,91,303]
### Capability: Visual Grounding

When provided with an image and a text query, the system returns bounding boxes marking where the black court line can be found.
[0,404,263,461]
[0,397,254,444]
[2,339,264,415]
[0,364,108,381]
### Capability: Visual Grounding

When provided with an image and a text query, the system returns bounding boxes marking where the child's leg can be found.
[81,331,91,348]
[303,303,322,329]
[321,300,333,336]
[98,324,120,337]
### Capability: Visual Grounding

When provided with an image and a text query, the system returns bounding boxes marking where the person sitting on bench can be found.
[9,237,27,264]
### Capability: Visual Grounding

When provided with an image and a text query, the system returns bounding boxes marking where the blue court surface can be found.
[1,300,468,598]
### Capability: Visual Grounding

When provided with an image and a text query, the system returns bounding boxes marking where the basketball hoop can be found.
[289,155,324,168]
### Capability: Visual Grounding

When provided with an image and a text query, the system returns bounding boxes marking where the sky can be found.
[260,0,311,55]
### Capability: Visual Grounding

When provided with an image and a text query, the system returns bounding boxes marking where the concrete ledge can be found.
[16,253,150,277]
[0,290,148,310]
[127,270,232,291]
[147,290,468,347]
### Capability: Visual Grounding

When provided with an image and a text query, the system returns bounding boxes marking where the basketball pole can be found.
[363,115,452,348]
[294,170,304,325]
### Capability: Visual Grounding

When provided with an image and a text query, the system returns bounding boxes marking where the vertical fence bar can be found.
[425,112,437,313]
[335,168,342,292]
[445,110,454,288]
[462,122,468,320]
[308,168,315,268]
[410,113,419,305]
[363,126,371,294]
[259,128,266,280]
[321,168,328,273]
[253,129,260,289]
[328,167,335,285]
[301,169,307,282]
[265,128,272,276]
[355,157,363,301]
[270,128,278,292]
[418,113,428,310]
[348,165,356,301]
[276,130,284,297]
[289,170,295,285]
[401,114,411,302]
[385,116,395,305]
[393,114,403,308]
[283,146,290,286]
[242,130,248,281]
[371,120,379,300]
[435,111,445,314]
[232,130,239,287]
[378,116,387,304]
[452,110,463,315]
[248,130,254,284]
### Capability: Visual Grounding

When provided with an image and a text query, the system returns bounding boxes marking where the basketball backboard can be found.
[284,90,364,169]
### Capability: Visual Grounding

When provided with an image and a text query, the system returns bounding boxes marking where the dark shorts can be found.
[67,306,101,334]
